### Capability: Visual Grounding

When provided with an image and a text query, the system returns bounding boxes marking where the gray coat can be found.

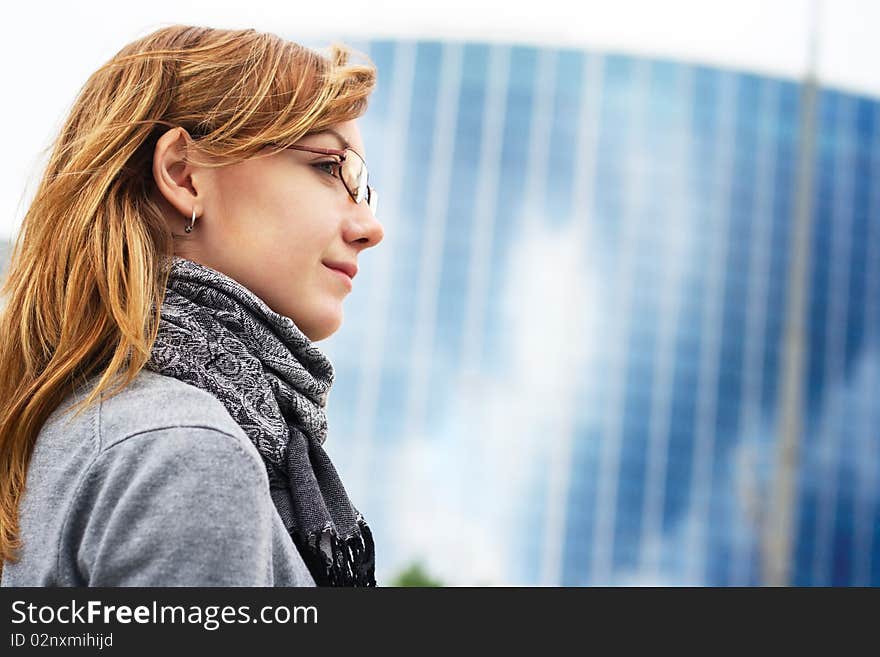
[0,369,315,586]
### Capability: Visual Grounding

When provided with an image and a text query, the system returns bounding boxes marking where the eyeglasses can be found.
[285,143,378,215]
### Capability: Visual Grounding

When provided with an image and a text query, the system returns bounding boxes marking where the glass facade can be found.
[317,39,880,586]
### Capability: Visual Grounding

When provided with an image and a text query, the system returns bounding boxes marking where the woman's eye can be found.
[313,161,339,176]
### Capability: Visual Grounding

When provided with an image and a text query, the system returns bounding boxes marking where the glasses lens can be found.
[367,186,378,214]
[342,150,369,205]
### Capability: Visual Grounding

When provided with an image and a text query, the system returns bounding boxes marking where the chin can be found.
[303,309,344,342]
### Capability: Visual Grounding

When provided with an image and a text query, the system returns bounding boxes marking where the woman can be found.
[0,25,383,586]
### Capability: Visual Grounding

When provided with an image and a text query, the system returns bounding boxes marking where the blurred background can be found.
[2,0,878,586]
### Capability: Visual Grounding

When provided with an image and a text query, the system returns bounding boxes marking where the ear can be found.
[152,127,204,220]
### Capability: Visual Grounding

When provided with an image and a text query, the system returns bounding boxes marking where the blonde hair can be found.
[0,24,376,573]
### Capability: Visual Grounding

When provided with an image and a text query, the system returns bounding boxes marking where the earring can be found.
[185,208,197,233]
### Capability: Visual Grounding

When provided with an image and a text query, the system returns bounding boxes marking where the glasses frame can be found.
[286,143,377,213]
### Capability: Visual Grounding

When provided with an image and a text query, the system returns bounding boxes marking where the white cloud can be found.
[380,216,599,584]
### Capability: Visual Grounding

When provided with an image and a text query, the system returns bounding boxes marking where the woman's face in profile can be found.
[157,119,384,341]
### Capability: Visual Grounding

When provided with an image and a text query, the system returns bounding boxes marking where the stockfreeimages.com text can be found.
[11,600,317,631]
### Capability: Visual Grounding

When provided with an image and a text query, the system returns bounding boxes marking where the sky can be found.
[2,0,877,240]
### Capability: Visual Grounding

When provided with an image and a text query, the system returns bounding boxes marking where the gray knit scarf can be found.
[144,255,376,586]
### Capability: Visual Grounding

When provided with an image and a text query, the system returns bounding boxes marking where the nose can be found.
[346,199,384,249]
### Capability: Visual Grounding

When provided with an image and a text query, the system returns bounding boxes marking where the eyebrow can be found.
[302,128,365,159]
[305,128,350,149]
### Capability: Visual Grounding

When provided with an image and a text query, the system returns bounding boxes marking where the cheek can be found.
[257,209,331,268]
[211,164,340,291]
[214,163,303,236]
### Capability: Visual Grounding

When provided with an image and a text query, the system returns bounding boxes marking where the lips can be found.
[323,261,358,280]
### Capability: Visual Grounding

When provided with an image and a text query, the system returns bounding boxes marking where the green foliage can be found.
[389,560,444,587]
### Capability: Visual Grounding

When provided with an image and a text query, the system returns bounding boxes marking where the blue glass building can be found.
[311,38,880,586]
